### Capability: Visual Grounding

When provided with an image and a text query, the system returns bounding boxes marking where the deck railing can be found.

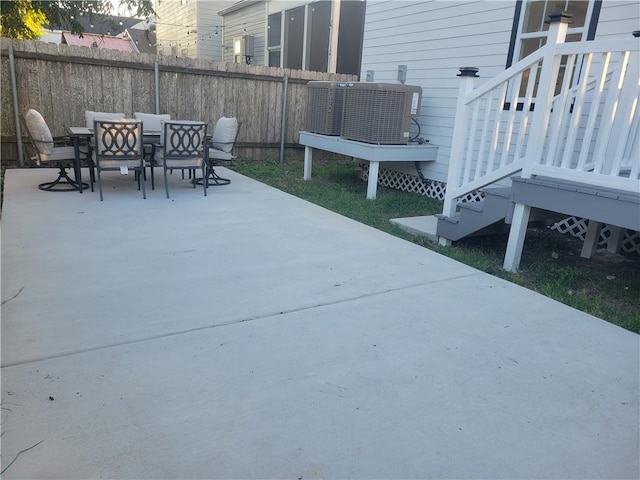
[442,15,640,218]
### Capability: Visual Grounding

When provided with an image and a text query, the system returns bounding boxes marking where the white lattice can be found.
[551,217,640,254]
[361,163,470,201]
[359,165,640,255]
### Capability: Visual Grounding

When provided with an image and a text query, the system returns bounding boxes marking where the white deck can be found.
[299,131,438,199]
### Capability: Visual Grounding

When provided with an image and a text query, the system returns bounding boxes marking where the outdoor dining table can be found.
[67,126,161,193]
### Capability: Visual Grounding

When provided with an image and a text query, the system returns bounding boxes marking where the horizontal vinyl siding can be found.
[195,1,234,61]
[594,1,640,39]
[222,2,266,64]
[156,0,197,57]
[361,0,516,183]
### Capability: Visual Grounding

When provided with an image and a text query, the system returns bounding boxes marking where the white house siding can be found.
[360,0,640,185]
[361,0,516,184]
[195,1,234,61]
[595,1,640,39]
[221,1,267,64]
[156,0,198,57]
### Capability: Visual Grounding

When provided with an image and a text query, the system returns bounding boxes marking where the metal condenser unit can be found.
[341,82,422,144]
[305,81,347,135]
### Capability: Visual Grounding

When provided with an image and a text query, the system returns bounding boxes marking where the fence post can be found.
[440,67,479,223]
[154,60,160,114]
[9,44,24,167]
[279,73,288,164]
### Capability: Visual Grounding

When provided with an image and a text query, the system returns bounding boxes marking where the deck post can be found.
[303,146,313,180]
[503,13,570,271]
[439,67,479,246]
[521,12,570,177]
[581,221,602,258]
[442,67,479,219]
[606,226,625,254]
[503,204,531,272]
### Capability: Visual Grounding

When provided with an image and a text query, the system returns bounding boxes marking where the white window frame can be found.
[513,0,596,58]
[507,0,600,105]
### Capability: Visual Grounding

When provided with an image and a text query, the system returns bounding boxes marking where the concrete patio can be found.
[1,167,638,479]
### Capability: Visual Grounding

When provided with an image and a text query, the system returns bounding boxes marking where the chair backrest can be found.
[23,109,54,156]
[93,119,143,166]
[85,110,126,128]
[211,117,241,153]
[134,112,171,132]
[162,121,207,163]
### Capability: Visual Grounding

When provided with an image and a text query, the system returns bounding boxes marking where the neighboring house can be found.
[61,31,137,51]
[357,0,639,269]
[123,18,158,54]
[40,14,156,54]
[155,0,234,60]
[218,0,365,75]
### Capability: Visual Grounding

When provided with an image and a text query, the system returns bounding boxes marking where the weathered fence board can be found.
[1,37,356,163]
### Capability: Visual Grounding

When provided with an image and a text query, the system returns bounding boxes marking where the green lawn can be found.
[231,158,640,333]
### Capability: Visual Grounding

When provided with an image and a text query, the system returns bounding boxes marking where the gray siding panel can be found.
[195,1,234,61]
[222,2,266,64]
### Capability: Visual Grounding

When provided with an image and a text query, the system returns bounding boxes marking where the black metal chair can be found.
[157,121,208,198]
[93,119,146,201]
[22,109,88,192]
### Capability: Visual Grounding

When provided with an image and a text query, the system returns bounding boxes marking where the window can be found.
[285,5,305,70]
[267,13,281,67]
[507,0,601,97]
[267,0,364,74]
[307,1,331,72]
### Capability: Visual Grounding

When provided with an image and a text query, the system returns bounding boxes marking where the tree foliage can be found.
[1,1,155,39]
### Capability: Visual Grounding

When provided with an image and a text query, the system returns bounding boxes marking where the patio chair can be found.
[83,110,127,186]
[22,109,88,192]
[157,120,208,198]
[134,112,171,190]
[93,119,146,201]
[200,117,242,186]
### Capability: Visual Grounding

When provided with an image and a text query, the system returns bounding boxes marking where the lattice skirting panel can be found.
[550,217,640,254]
[360,164,640,255]
[359,163,483,202]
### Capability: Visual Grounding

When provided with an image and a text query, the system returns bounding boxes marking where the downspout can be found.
[9,44,24,167]
[279,73,288,164]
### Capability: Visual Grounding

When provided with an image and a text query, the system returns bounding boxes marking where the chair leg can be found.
[202,165,207,196]
[96,167,104,201]
[88,154,95,192]
[38,167,89,192]
[164,166,170,199]
[140,164,146,199]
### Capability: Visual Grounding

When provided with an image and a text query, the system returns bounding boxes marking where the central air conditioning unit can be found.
[341,82,422,144]
[305,81,347,135]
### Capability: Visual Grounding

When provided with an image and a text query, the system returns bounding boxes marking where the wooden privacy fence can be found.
[0,38,356,164]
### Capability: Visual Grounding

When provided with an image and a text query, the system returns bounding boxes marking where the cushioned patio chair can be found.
[83,110,127,187]
[22,108,88,192]
[202,117,242,186]
[93,119,146,201]
[156,121,208,198]
[134,112,171,190]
